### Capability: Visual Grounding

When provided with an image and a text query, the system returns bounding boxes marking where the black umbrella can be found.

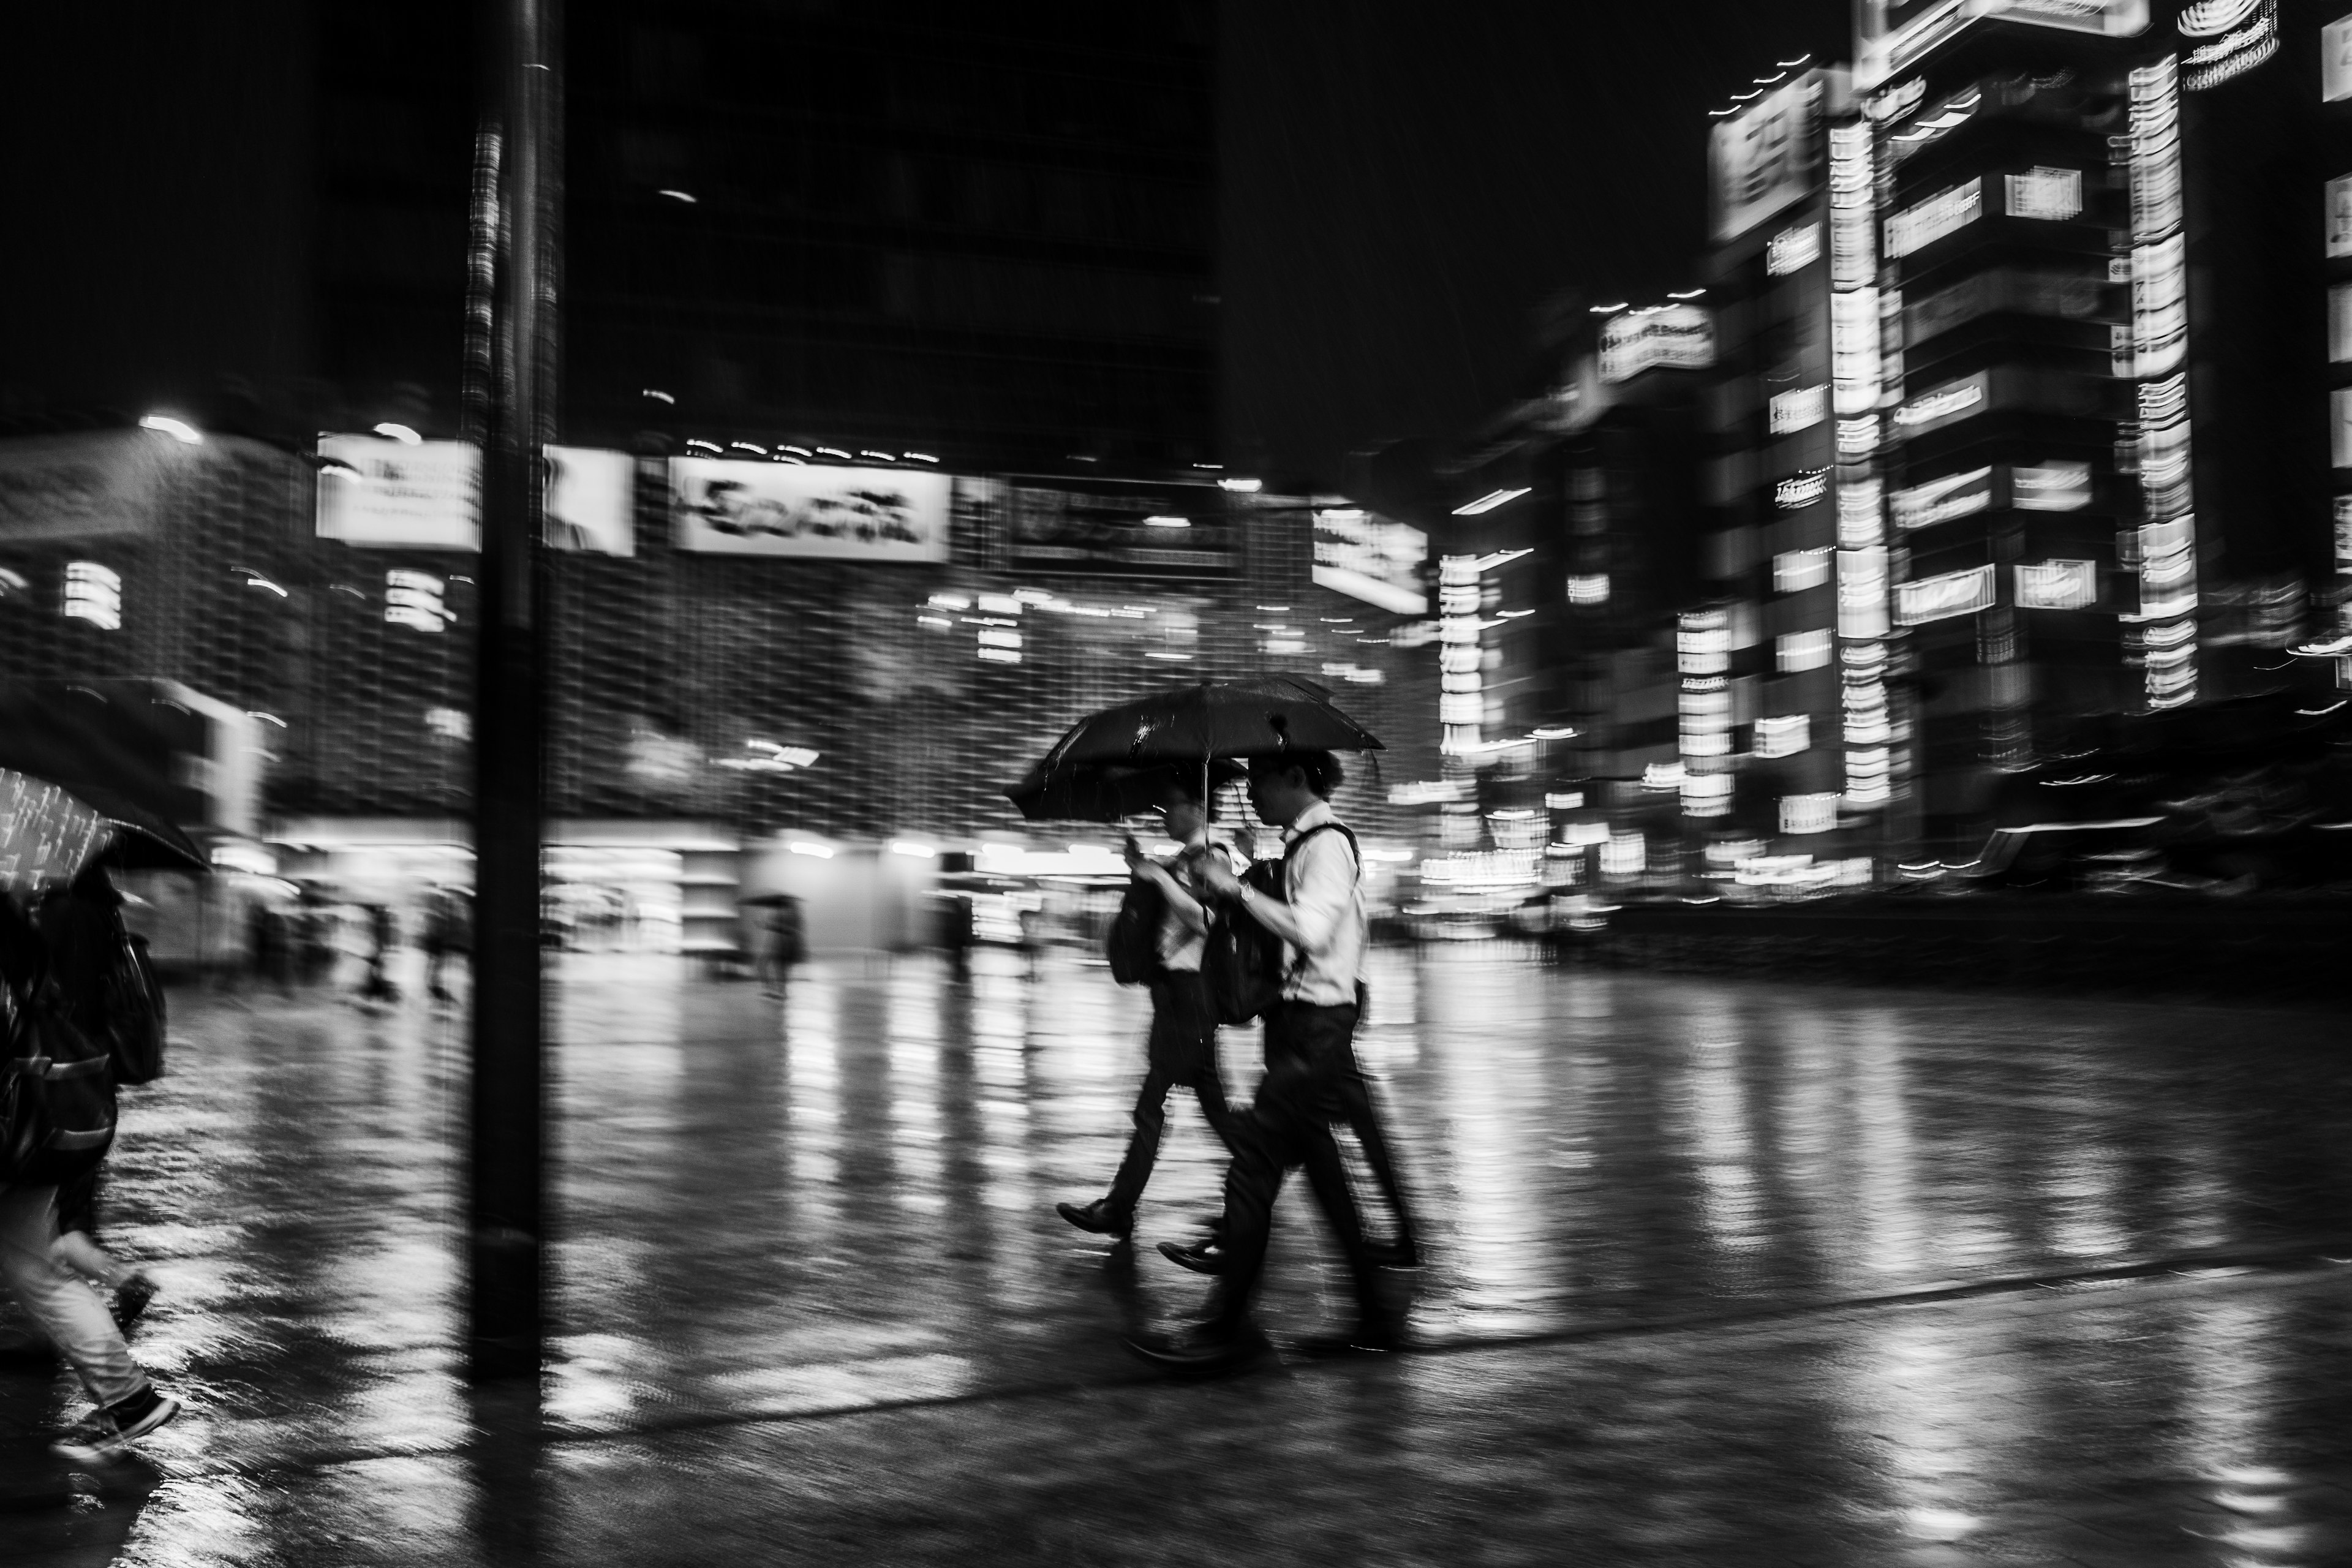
[0,685,208,873]
[1003,759,1247,824]
[1029,676,1384,777]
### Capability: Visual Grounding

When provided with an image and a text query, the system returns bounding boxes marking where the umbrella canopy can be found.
[1029,676,1384,778]
[0,685,208,873]
[1003,759,1247,824]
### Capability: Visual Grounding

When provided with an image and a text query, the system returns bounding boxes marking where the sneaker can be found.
[51,1385,181,1467]
[111,1273,157,1333]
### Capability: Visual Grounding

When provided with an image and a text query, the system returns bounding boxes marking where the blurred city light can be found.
[138,414,202,444]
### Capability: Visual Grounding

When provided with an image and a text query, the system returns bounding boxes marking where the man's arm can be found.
[1204,833,1350,953]
[1134,860,1208,935]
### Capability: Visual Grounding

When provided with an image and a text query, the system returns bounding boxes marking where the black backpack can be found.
[1105,875,1167,986]
[96,930,167,1085]
[1,979,118,1186]
[1203,823,1359,1026]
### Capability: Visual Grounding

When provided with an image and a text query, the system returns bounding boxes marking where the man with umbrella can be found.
[1054,769,1239,1241]
[1133,748,1404,1370]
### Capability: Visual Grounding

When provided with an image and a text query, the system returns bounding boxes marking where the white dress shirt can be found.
[1272,801,1366,1006]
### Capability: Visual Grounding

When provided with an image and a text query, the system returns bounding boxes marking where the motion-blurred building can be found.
[0,5,1439,945]
[1432,2,2352,897]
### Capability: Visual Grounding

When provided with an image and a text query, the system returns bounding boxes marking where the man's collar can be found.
[1283,799,1336,839]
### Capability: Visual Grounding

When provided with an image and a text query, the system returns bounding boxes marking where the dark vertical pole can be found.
[467,0,560,1382]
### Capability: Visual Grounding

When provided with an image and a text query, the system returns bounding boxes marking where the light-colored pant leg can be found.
[0,1184,145,1407]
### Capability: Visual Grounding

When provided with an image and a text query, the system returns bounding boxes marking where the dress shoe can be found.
[1123,1323,1270,1376]
[1055,1199,1131,1238]
[1157,1237,1225,1274]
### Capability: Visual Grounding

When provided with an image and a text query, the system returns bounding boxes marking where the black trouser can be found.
[1105,970,1237,1218]
[1212,1001,1384,1332]
[1261,990,1417,1251]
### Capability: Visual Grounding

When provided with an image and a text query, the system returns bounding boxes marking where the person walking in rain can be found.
[1128,750,1405,1371]
[0,884,181,1464]
[1056,774,1239,1241]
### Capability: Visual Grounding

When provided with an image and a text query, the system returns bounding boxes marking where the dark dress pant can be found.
[1212,1000,1385,1331]
[1105,970,1236,1219]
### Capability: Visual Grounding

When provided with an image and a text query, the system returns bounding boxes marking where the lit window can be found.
[1754,715,1811,758]
[1566,574,1610,605]
[62,562,121,630]
[1774,549,1832,594]
[1777,629,1832,671]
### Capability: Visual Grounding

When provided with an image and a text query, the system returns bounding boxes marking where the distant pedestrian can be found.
[1129,751,1406,1371]
[758,896,805,995]
[1057,777,1240,1241]
[421,886,470,1003]
[359,903,398,1005]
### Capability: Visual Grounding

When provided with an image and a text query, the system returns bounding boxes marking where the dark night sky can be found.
[1219,0,1853,486]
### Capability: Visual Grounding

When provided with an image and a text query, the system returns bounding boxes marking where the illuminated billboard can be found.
[1890,466,1993,530]
[671,461,950,562]
[546,446,635,556]
[1709,77,1821,243]
[2329,175,2352,258]
[1860,0,2149,85]
[1312,508,1427,615]
[317,437,481,550]
[1599,305,1715,382]
[2325,14,2352,102]
[1896,563,1997,625]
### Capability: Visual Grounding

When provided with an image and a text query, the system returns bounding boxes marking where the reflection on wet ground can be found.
[5,946,2350,1564]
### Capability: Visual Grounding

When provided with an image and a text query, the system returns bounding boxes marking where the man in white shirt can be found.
[1129,750,1404,1371]
[1056,777,1237,1239]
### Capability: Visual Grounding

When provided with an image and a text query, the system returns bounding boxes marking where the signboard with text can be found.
[671,460,950,562]
[317,437,481,550]
[1710,76,1822,242]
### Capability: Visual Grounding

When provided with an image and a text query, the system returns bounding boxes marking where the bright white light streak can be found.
[372,423,422,445]
[139,415,202,445]
[788,840,834,859]
[1453,488,1530,516]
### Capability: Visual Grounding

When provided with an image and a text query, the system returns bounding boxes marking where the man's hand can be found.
[1197,855,1245,899]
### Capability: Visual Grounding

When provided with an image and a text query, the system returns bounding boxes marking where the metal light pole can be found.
[464,0,560,1382]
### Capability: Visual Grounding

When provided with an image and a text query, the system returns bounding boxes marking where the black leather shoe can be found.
[1157,1237,1225,1274]
[1123,1324,1270,1376]
[1055,1199,1131,1238]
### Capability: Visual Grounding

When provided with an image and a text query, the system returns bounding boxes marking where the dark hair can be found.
[1251,749,1343,799]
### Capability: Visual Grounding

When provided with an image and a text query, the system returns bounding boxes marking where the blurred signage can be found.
[2016,559,2098,610]
[1766,222,1822,276]
[2330,175,2352,258]
[1892,372,1989,435]
[2012,461,2092,511]
[547,446,634,556]
[1895,563,1996,625]
[0,430,171,543]
[62,561,122,630]
[671,461,949,562]
[1600,306,1716,382]
[1884,179,1982,258]
[996,478,1236,577]
[2330,16,2352,102]
[317,437,481,550]
[1312,508,1427,614]
[1709,77,1822,242]
[2180,0,2277,89]
[1862,1,2147,85]
[1890,466,1993,529]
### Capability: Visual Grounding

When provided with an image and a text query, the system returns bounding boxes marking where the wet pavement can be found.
[5,945,2351,1565]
